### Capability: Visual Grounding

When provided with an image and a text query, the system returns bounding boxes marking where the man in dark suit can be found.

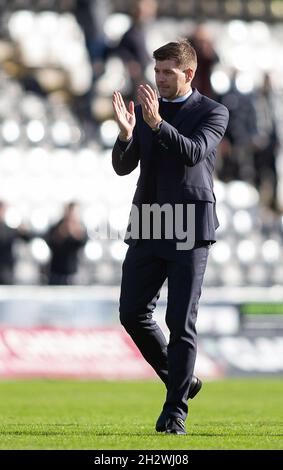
[112,40,229,435]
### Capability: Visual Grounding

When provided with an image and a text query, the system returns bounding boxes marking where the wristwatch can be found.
[152,120,163,133]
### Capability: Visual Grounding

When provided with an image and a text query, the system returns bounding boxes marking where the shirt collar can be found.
[162,89,193,103]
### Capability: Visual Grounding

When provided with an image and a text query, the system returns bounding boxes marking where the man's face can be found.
[154,59,192,101]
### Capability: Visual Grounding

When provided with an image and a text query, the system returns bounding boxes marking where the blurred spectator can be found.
[252,73,280,212]
[189,24,219,98]
[73,0,111,82]
[45,202,88,285]
[72,0,111,136]
[0,201,32,285]
[217,71,257,183]
[117,0,157,100]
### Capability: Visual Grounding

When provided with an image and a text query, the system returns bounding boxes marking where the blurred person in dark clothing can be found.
[217,71,257,183]
[118,0,157,101]
[45,202,88,285]
[252,73,280,212]
[73,0,111,82]
[72,0,111,137]
[189,25,219,99]
[0,201,32,284]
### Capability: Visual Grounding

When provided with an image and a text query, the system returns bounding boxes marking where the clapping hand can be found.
[112,91,136,141]
[137,84,162,129]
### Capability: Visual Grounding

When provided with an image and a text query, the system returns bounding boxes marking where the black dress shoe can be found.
[156,410,168,432]
[165,417,187,435]
[188,376,202,399]
[156,414,187,434]
[155,376,202,432]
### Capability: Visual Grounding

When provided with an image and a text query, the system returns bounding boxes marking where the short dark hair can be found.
[153,39,197,71]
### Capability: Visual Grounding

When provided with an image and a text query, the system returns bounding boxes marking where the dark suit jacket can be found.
[112,88,229,247]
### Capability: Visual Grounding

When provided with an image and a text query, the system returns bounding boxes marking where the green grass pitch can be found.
[0,378,282,450]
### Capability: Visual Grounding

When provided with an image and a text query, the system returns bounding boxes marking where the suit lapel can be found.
[139,89,202,165]
[171,88,202,128]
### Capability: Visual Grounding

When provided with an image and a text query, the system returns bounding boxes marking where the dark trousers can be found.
[119,240,209,420]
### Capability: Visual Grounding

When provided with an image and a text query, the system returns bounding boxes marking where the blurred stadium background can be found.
[0,0,283,382]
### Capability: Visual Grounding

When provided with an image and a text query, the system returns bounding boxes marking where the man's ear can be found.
[184,68,194,83]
